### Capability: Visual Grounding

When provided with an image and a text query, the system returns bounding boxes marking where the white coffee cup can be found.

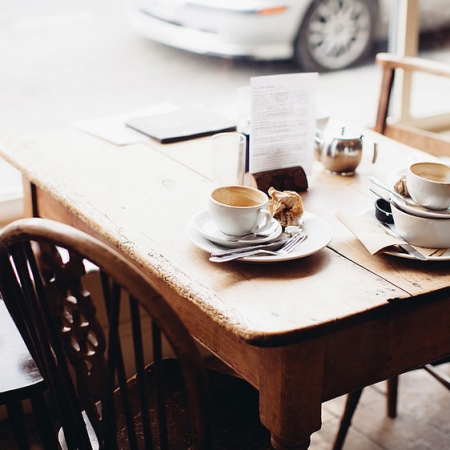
[209,186,273,236]
[407,161,450,210]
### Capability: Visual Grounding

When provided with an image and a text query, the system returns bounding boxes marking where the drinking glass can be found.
[212,132,246,187]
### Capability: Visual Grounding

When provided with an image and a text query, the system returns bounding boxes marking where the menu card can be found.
[249,73,318,175]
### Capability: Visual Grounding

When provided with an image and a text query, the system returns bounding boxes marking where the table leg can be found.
[22,179,36,217]
[271,435,311,449]
[259,340,325,450]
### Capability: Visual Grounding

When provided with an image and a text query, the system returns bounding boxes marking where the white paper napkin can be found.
[336,209,446,257]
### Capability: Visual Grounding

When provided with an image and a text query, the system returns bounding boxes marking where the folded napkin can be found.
[336,209,446,257]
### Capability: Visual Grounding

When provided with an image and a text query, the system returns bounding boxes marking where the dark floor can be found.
[0,413,44,450]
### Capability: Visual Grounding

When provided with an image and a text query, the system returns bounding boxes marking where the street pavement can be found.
[2,0,450,136]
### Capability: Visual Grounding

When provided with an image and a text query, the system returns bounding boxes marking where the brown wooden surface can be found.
[384,123,450,157]
[1,127,450,448]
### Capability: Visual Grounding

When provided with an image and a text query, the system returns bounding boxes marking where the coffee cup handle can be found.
[371,142,378,164]
[363,138,378,164]
[252,209,273,233]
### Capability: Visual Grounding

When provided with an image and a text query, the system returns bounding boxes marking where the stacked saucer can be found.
[186,209,333,263]
[191,209,282,249]
[382,163,450,249]
[389,201,450,249]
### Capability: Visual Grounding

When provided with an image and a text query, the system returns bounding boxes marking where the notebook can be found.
[125,108,236,144]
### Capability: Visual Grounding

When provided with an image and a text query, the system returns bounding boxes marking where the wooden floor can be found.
[1,364,450,449]
[312,363,450,450]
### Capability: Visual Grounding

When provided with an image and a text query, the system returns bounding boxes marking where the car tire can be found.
[294,0,379,72]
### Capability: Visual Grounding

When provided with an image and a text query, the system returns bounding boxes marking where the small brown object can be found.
[268,187,304,227]
[393,175,409,197]
[252,166,308,193]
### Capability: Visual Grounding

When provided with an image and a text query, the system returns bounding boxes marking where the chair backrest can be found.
[0,218,213,450]
[375,52,450,157]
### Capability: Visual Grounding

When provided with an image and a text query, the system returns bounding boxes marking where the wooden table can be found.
[1,127,450,449]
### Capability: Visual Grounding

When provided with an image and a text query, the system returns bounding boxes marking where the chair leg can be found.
[332,388,363,450]
[374,64,395,134]
[30,393,59,449]
[386,376,399,418]
[424,364,450,390]
[6,401,30,450]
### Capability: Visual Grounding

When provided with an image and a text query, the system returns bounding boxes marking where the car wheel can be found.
[294,0,379,72]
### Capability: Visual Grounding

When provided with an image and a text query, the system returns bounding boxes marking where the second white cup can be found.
[209,186,273,236]
[407,161,450,210]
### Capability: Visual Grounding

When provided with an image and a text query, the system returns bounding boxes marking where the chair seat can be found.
[0,300,46,403]
[114,358,272,449]
[0,301,57,450]
[59,358,272,449]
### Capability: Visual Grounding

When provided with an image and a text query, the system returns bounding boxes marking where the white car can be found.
[129,0,450,72]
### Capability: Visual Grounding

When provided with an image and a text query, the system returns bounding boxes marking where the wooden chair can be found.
[375,52,450,157]
[0,217,271,449]
[332,52,450,450]
[0,300,57,450]
[333,363,450,450]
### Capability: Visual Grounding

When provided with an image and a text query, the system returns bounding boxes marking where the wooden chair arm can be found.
[376,52,450,79]
[374,52,450,157]
[375,53,450,134]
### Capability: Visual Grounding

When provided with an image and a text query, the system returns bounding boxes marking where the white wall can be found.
[0,159,24,226]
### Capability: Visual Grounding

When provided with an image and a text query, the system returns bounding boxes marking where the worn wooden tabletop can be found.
[1,127,450,449]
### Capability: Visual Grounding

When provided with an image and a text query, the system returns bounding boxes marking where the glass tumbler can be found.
[212,132,246,187]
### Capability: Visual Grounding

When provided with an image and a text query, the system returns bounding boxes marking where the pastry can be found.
[268,187,304,227]
[394,175,409,197]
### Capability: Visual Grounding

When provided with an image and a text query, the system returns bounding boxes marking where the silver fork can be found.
[209,233,307,263]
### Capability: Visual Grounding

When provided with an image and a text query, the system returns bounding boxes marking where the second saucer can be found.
[192,209,282,248]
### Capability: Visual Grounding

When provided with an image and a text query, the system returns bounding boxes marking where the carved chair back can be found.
[0,218,213,450]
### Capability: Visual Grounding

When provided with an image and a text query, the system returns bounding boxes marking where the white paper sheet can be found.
[249,73,318,175]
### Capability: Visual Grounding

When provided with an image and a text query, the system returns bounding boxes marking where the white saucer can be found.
[192,209,282,248]
[384,249,450,261]
[187,211,332,263]
[387,167,450,219]
[394,194,450,219]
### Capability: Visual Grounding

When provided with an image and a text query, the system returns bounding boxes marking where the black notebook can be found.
[125,108,236,144]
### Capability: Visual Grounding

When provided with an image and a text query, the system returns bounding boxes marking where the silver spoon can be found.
[213,227,304,257]
[369,189,428,260]
[224,219,279,242]
[210,233,307,262]
[369,188,398,209]
[378,222,427,261]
